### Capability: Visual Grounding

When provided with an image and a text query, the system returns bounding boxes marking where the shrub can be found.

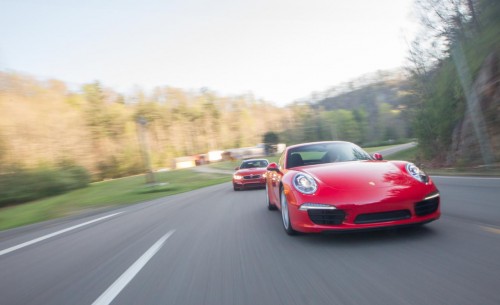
[0,163,90,207]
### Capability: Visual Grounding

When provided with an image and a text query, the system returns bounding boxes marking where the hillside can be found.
[407,0,500,167]
[316,71,412,112]
[283,70,414,146]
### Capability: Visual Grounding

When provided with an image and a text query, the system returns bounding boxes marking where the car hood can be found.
[301,161,415,190]
[235,168,267,175]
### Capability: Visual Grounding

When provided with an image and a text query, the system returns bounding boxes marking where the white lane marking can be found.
[480,226,500,235]
[0,212,123,256]
[91,230,175,305]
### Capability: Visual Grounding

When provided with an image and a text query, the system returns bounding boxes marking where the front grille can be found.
[354,210,411,224]
[241,183,264,188]
[243,174,261,180]
[308,209,346,225]
[415,196,439,216]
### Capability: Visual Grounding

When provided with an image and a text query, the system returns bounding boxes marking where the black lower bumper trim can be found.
[320,218,439,234]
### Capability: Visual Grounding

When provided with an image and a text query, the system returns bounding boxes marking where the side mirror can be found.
[234,166,240,170]
[266,162,280,172]
[373,153,383,161]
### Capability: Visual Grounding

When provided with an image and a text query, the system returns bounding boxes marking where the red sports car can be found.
[233,159,269,191]
[265,141,440,235]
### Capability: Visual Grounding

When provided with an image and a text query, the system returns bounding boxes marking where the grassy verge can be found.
[385,146,418,162]
[364,144,405,153]
[0,169,230,231]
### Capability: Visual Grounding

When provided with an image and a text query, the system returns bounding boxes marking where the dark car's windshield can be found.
[240,160,269,169]
[286,142,372,168]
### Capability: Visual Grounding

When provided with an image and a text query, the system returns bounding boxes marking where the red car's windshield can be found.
[240,160,269,169]
[286,142,372,168]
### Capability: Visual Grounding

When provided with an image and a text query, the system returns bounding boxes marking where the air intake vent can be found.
[308,209,346,225]
[355,210,411,224]
[415,196,439,216]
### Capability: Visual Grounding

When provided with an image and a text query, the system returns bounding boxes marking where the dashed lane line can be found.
[480,226,500,235]
[0,212,123,256]
[91,230,175,305]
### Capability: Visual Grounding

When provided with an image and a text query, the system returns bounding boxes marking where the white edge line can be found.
[0,212,123,256]
[91,230,175,305]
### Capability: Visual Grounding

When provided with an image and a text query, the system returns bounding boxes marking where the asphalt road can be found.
[0,176,499,305]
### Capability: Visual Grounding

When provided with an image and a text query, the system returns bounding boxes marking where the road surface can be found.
[0,176,499,305]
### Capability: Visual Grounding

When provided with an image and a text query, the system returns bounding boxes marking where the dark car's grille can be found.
[414,196,439,216]
[354,210,411,224]
[308,209,346,225]
[243,174,261,180]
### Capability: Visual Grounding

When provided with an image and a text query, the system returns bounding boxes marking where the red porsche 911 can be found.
[265,141,440,235]
[233,159,269,191]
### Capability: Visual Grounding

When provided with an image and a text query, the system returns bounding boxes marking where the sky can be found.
[0,0,418,105]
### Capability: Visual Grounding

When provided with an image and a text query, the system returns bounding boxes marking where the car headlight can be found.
[233,174,243,180]
[406,163,429,183]
[293,173,318,194]
[299,203,336,211]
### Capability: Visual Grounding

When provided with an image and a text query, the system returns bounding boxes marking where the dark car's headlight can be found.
[406,163,429,183]
[293,173,318,194]
[233,174,243,180]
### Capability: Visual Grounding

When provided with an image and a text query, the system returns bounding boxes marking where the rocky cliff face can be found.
[448,52,500,167]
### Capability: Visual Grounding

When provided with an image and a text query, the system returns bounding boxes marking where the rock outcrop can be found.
[448,52,500,166]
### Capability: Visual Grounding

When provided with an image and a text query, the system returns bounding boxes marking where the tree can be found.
[263,131,279,155]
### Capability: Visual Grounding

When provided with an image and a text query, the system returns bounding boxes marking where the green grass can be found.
[364,144,405,153]
[207,160,241,171]
[0,169,230,231]
[385,146,418,162]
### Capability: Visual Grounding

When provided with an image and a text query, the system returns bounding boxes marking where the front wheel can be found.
[280,190,297,235]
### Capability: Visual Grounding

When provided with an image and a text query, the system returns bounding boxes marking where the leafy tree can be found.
[263,131,279,155]
[263,131,279,144]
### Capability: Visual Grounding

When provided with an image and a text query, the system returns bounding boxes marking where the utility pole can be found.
[137,116,156,184]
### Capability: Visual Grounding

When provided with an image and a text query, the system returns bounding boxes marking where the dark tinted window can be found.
[286,142,371,168]
[240,160,269,169]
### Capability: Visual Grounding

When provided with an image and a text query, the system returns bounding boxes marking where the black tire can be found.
[233,184,240,191]
[280,190,297,235]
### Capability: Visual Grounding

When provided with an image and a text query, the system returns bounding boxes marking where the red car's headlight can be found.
[293,173,318,194]
[406,163,429,183]
[299,203,336,211]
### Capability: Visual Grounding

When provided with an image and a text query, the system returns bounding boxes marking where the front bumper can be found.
[286,188,441,233]
[233,177,266,189]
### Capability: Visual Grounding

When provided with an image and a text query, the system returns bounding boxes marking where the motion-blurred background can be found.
[0,0,499,208]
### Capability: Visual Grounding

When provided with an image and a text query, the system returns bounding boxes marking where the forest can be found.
[0,0,499,205]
